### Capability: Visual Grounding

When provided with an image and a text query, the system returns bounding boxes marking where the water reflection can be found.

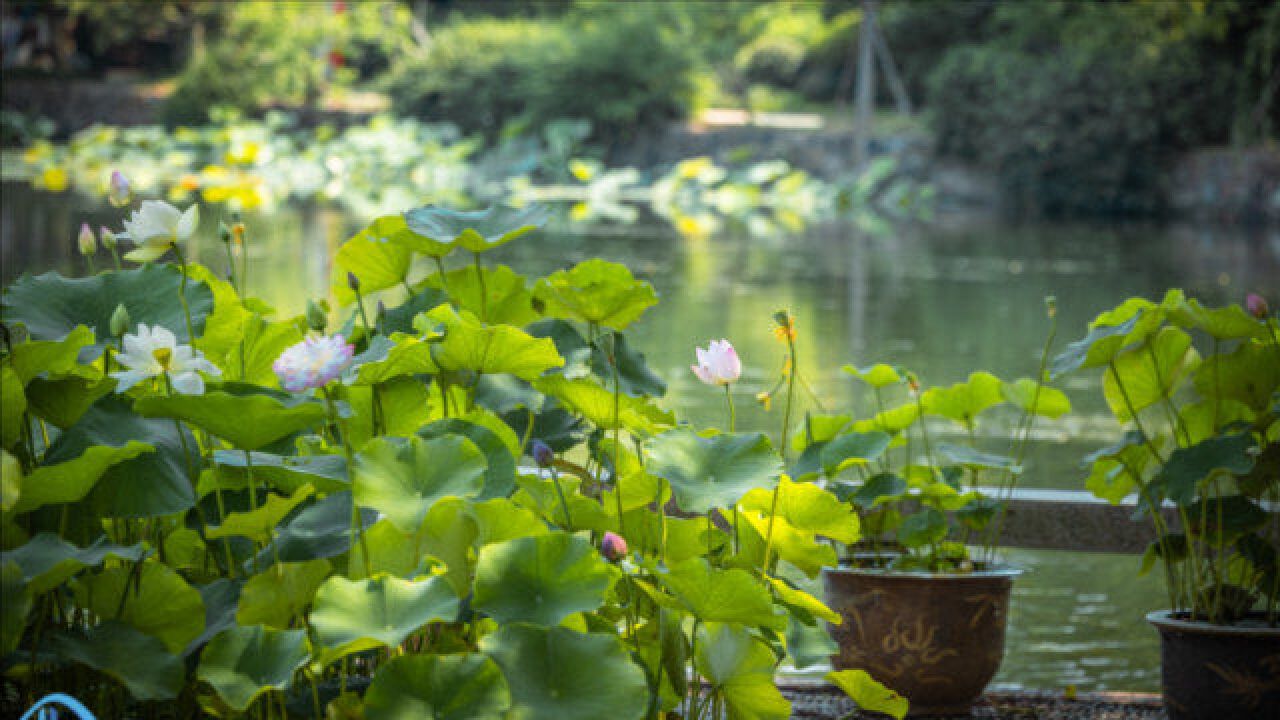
[4,183,1277,692]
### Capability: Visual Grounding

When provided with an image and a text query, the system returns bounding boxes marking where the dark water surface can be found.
[5,181,1279,691]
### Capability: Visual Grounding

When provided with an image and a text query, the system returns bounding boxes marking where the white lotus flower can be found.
[121,200,199,263]
[691,339,741,386]
[111,323,220,395]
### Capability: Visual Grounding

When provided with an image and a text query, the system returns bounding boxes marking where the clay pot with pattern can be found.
[1146,611,1280,720]
[822,565,1020,716]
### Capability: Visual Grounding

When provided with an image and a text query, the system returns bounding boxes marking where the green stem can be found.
[170,244,196,343]
[780,333,797,462]
[324,387,372,578]
[223,239,238,293]
[108,245,122,270]
[759,480,784,579]
[549,466,573,528]
[724,384,736,432]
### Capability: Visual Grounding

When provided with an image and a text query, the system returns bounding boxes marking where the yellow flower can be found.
[38,167,69,192]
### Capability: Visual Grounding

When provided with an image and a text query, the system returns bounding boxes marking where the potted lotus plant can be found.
[1054,290,1279,720]
[789,299,1070,715]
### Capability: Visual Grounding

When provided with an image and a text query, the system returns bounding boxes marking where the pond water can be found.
[4,181,1279,692]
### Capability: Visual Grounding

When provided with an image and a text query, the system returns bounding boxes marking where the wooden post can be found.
[852,0,878,169]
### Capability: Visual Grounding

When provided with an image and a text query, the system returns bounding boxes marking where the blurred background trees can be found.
[4,0,1275,216]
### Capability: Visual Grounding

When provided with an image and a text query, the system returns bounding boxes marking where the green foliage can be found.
[384,6,698,147]
[1059,292,1279,623]
[0,202,893,718]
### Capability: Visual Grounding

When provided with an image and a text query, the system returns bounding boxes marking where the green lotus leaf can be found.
[197,625,310,712]
[472,498,551,546]
[525,318,595,379]
[418,412,519,501]
[417,304,564,380]
[0,450,18,513]
[7,325,99,384]
[1193,339,1280,413]
[381,286,451,335]
[1169,298,1266,340]
[236,559,332,629]
[43,395,197,518]
[740,476,860,544]
[1,561,31,656]
[1103,326,1200,422]
[921,372,1005,424]
[0,533,146,595]
[598,437,670,513]
[213,312,305,388]
[345,376,435,447]
[354,435,487,533]
[790,414,853,454]
[51,621,184,701]
[349,519,422,579]
[364,653,511,720]
[768,576,840,625]
[207,486,315,544]
[1,367,25,450]
[1083,436,1153,505]
[212,451,349,495]
[851,402,920,435]
[646,429,782,514]
[694,623,791,720]
[1,265,213,359]
[534,375,674,435]
[1050,311,1142,379]
[787,611,840,670]
[22,373,113,429]
[843,472,907,509]
[348,333,440,385]
[826,669,907,720]
[596,331,667,398]
[898,507,948,549]
[134,382,325,450]
[1001,378,1071,418]
[404,204,546,254]
[513,475,613,533]
[422,264,539,327]
[660,558,787,629]
[371,213,455,257]
[1151,432,1255,506]
[841,363,903,389]
[310,574,460,656]
[480,624,648,720]
[72,561,204,654]
[184,263,249,369]
[1184,495,1266,543]
[474,533,614,626]
[14,440,154,514]
[736,509,838,578]
[258,492,378,564]
[534,259,658,330]
[418,496,480,595]
[820,431,890,477]
[331,220,414,305]
[935,443,1021,472]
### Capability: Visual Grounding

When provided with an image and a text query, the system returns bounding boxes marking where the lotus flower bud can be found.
[108,171,131,207]
[77,223,96,256]
[1045,295,1057,319]
[99,226,117,250]
[531,439,554,468]
[1246,293,1269,319]
[218,221,232,245]
[601,531,628,562]
[110,304,131,337]
[305,299,328,333]
[347,271,361,293]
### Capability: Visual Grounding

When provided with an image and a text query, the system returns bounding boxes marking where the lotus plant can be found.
[692,338,742,430]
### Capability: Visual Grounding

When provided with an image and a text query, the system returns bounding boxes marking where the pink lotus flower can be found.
[601,531,628,562]
[1246,293,1269,319]
[691,339,741,386]
[77,223,96,256]
[272,335,355,392]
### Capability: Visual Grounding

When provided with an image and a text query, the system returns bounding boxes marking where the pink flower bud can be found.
[99,226,116,250]
[77,223,97,256]
[1246,293,1269,319]
[108,171,131,207]
[601,531,628,562]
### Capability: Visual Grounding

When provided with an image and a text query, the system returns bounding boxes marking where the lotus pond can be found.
[1,174,1277,718]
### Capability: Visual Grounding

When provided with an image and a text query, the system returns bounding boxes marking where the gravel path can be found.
[781,685,1166,719]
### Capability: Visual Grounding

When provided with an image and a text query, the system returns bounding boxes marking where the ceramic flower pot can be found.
[1146,610,1280,720]
[822,565,1020,716]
